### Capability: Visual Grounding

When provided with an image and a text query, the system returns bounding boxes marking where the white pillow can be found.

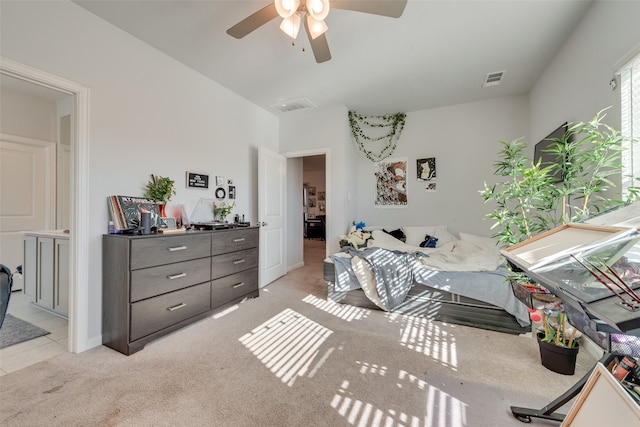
[368,229,405,246]
[459,232,501,251]
[401,225,444,246]
[433,228,459,247]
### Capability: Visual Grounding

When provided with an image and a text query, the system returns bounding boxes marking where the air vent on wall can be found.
[483,70,506,87]
[270,98,317,113]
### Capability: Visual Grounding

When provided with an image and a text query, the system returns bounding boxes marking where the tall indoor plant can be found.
[480,109,631,373]
[480,109,627,247]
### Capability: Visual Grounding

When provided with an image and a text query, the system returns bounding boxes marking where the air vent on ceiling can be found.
[270,98,317,113]
[483,70,506,87]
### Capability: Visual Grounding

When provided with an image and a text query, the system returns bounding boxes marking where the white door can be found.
[0,137,54,285]
[258,146,286,287]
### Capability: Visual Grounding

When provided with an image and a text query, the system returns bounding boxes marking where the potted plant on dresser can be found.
[144,174,176,218]
[480,109,632,374]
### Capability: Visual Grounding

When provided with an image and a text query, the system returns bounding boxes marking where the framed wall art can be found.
[375,157,407,207]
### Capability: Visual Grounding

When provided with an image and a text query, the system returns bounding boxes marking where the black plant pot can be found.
[537,332,579,375]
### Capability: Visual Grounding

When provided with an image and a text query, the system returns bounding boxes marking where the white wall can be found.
[530,0,640,177]
[0,86,57,141]
[280,106,355,255]
[352,95,530,237]
[1,1,279,348]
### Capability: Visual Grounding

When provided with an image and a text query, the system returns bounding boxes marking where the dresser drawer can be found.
[130,282,211,341]
[211,248,258,279]
[130,257,211,303]
[130,234,211,270]
[211,268,258,309]
[211,228,258,255]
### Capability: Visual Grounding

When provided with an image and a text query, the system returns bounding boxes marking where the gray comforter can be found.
[330,246,530,327]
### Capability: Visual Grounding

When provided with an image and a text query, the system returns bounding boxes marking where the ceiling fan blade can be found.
[226,3,279,39]
[330,0,407,18]
[304,18,332,63]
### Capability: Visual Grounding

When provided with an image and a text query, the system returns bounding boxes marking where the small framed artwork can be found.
[215,187,226,200]
[228,185,236,199]
[417,158,436,181]
[216,176,225,186]
[162,217,177,229]
[186,172,209,189]
[308,186,316,196]
[318,191,325,201]
[309,198,316,207]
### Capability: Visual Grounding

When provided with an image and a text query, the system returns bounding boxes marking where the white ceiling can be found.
[62,1,592,115]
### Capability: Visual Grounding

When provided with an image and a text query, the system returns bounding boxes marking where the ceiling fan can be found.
[226,0,408,63]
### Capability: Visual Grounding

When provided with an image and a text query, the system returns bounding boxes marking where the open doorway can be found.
[302,155,326,265]
[0,75,72,371]
[1,57,91,358]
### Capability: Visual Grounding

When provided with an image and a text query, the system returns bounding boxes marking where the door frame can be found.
[283,147,331,259]
[1,57,91,353]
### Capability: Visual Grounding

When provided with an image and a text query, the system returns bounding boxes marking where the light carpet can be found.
[0,313,50,349]
[0,251,598,426]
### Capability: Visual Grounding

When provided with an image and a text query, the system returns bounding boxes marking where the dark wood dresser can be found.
[102,227,258,355]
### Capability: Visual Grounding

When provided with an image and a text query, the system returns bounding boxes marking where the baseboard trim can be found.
[288,262,305,272]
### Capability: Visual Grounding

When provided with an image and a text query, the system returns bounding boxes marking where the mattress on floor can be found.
[323,256,531,335]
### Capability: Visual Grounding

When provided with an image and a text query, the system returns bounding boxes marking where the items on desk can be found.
[613,356,637,381]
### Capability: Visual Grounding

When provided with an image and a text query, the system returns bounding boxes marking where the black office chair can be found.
[0,264,13,329]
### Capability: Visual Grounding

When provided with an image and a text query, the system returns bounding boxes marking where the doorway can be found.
[1,57,91,355]
[302,154,327,265]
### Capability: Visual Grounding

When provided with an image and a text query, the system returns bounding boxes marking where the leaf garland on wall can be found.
[348,111,406,162]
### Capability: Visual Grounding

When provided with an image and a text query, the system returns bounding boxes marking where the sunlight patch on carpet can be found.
[239,308,332,386]
[397,316,458,369]
[425,382,468,427]
[302,294,370,321]
[331,364,428,426]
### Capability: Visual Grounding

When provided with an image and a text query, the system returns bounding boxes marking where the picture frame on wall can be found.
[228,185,236,199]
[308,186,316,196]
[375,157,408,207]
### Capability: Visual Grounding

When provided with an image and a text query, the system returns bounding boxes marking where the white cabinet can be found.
[23,231,69,318]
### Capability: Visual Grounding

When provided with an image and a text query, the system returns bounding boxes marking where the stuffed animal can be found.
[339,222,371,249]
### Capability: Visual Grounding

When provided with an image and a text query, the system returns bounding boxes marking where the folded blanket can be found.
[351,247,415,311]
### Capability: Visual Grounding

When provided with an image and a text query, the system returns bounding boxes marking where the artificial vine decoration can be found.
[348,111,406,162]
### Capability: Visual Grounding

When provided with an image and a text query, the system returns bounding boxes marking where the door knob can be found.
[261,221,268,227]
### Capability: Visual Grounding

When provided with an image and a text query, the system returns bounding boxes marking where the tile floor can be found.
[0,238,326,376]
[0,292,68,376]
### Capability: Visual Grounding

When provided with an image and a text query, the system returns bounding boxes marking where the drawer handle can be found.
[233,282,245,289]
[233,259,246,265]
[167,303,187,311]
[168,246,187,252]
[233,238,246,243]
[167,273,186,280]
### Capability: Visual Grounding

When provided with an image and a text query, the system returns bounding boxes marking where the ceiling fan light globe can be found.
[306,15,328,39]
[306,0,330,21]
[275,0,301,19]
[280,14,302,39]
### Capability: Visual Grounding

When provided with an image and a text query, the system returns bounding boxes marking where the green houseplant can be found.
[144,174,176,217]
[480,109,632,373]
[480,109,626,247]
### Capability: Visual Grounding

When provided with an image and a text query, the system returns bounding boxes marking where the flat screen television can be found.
[534,122,570,183]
